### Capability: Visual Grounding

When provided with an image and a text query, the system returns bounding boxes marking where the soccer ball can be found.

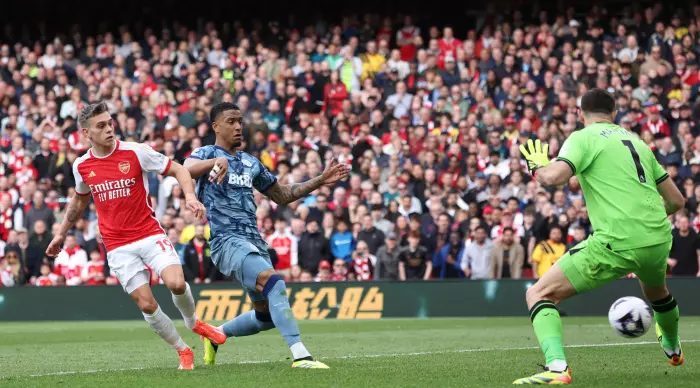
[608,296,653,338]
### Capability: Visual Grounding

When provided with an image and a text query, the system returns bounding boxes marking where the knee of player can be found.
[526,284,547,304]
[255,269,280,293]
[137,297,159,314]
[166,278,187,295]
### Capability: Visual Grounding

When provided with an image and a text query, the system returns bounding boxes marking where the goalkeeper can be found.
[513,88,686,385]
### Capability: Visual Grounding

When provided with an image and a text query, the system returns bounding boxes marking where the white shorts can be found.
[107,234,181,294]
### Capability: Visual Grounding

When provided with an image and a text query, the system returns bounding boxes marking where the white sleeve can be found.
[72,159,91,195]
[129,143,172,174]
[291,236,299,267]
[76,249,88,267]
[460,247,469,271]
[13,209,23,230]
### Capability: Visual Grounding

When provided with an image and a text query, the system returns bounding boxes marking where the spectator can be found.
[357,214,385,255]
[330,218,354,262]
[81,249,106,286]
[267,218,298,276]
[489,227,524,279]
[297,219,329,273]
[567,226,587,250]
[530,226,567,279]
[385,81,412,119]
[434,230,465,279]
[314,260,332,282]
[398,231,431,281]
[29,220,51,263]
[8,228,41,281]
[370,204,392,235]
[375,232,401,280]
[299,271,314,282]
[52,234,87,286]
[1,248,25,286]
[0,193,21,241]
[183,225,216,284]
[461,225,493,280]
[668,215,700,277]
[348,240,375,281]
[287,265,303,283]
[35,263,57,286]
[330,258,348,281]
[24,191,55,232]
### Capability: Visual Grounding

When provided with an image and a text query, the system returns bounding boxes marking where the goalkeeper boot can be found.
[193,319,227,345]
[513,366,572,385]
[291,357,330,369]
[656,323,684,366]
[177,348,194,370]
[202,337,219,366]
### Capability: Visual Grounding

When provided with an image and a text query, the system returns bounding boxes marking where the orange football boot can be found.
[192,319,227,345]
[178,348,194,370]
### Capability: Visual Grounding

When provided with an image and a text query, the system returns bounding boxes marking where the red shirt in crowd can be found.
[267,231,298,271]
[351,256,374,281]
[323,82,349,117]
[193,240,205,282]
[54,246,88,286]
[641,118,671,137]
[81,259,106,285]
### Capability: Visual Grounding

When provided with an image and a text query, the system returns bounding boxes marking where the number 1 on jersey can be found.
[621,140,646,183]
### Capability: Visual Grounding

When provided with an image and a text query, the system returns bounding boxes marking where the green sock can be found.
[651,295,680,350]
[530,300,566,367]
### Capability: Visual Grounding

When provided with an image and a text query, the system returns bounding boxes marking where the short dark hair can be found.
[502,227,514,235]
[210,102,240,123]
[580,88,616,115]
[78,101,109,129]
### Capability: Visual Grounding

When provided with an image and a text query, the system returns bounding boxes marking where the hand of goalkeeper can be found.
[519,139,550,176]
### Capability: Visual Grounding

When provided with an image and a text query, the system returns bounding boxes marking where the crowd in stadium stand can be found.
[3,4,700,288]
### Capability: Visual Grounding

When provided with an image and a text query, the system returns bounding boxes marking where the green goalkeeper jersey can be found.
[556,122,672,250]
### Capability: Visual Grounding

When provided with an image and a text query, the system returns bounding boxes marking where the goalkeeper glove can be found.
[519,139,550,177]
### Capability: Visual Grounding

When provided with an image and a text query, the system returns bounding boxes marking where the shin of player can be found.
[220,267,312,361]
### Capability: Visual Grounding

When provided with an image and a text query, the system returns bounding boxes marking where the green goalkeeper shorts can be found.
[558,235,672,293]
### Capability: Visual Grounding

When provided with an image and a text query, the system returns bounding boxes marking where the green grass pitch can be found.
[0,317,697,387]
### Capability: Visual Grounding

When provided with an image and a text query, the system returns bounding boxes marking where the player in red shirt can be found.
[45,102,223,370]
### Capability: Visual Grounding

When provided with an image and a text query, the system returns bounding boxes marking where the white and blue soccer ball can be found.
[608,296,653,338]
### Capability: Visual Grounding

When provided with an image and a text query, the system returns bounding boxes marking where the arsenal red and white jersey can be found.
[267,231,298,270]
[72,141,172,252]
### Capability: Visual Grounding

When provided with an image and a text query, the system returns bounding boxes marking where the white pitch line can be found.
[19,339,700,379]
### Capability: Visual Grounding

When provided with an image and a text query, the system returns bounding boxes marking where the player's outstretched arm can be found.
[657,178,686,215]
[183,157,229,183]
[520,139,574,186]
[166,162,207,220]
[46,193,91,257]
[263,158,350,205]
[533,161,574,187]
